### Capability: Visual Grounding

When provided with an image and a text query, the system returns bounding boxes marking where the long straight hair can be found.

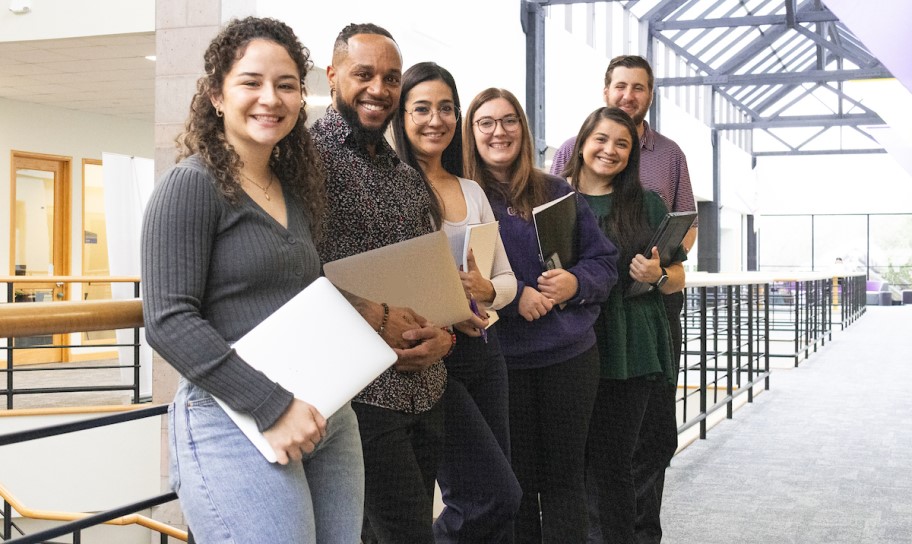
[391,62,463,228]
[462,88,549,220]
[566,107,651,266]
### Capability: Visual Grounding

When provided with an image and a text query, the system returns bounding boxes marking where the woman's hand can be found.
[453,311,490,337]
[518,285,555,321]
[629,247,662,284]
[459,250,496,304]
[536,268,579,305]
[263,399,326,465]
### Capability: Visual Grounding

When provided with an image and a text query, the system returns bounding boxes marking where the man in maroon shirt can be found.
[551,55,697,544]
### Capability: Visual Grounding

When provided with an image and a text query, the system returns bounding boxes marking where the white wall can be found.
[258,0,527,111]
[0,410,160,514]
[0,98,153,279]
[756,153,912,215]
[0,0,153,42]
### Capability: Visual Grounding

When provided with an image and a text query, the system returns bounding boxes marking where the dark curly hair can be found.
[176,16,325,236]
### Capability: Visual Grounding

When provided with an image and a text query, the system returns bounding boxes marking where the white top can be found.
[441,177,517,310]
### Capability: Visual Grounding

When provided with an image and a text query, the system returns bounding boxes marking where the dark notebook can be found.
[624,211,697,298]
[533,192,577,270]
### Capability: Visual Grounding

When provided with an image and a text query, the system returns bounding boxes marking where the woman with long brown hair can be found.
[463,87,618,543]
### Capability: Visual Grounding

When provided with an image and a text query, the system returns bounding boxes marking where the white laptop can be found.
[214,276,397,462]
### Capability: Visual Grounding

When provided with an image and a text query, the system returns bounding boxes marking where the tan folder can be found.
[323,230,475,327]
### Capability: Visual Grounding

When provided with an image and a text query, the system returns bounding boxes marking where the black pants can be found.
[354,400,444,544]
[633,290,684,543]
[587,378,678,544]
[435,329,522,544]
[509,346,600,544]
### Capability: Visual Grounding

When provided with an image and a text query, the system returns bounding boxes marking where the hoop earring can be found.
[215,107,223,118]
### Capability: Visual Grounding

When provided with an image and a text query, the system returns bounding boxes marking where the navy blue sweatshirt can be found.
[488,174,619,369]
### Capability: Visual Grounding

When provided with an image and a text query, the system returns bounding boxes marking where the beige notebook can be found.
[214,277,397,463]
[324,230,474,327]
[461,221,501,327]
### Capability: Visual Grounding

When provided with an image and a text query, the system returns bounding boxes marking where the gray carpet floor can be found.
[662,305,912,544]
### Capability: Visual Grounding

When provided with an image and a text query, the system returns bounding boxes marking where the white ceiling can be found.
[0,32,155,122]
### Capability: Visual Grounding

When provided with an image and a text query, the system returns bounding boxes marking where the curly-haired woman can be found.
[141,17,362,543]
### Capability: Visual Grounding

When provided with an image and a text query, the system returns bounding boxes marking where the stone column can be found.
[151,1,224,538]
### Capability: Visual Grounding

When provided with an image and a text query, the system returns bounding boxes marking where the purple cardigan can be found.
[488,174,618,369]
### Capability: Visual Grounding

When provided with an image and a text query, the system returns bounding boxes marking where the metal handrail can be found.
[1,405,187,543]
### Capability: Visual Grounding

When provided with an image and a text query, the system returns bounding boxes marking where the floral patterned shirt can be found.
[312,108,446,413]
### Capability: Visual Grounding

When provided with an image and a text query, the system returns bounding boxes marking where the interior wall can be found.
[0,0,153,42]
[1,98,153,278]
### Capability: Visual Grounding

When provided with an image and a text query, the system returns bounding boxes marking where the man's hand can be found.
[263,399,326,465]
[517,285,555,321]
[393,325,452,371]
[380,305,426,350]
[537,268,578,305]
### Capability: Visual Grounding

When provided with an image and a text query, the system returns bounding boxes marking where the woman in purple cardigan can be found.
[463,87,619,543]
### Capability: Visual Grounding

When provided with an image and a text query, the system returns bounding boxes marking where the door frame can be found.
[9,150,73,364]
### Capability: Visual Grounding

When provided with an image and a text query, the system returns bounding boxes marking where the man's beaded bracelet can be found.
[377,302,390,337]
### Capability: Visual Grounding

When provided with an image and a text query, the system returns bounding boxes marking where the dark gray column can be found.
[698,128,722,272]
[521,0,546,167]
[747,214,757,271]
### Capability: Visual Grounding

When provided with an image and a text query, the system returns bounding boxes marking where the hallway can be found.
[662,305,912,543]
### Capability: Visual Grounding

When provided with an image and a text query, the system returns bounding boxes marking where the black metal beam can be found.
[714,112,883,129]
[656,66,892,86]
[753,148,887,157]
[654,10,837,30]
[784,0,797,28]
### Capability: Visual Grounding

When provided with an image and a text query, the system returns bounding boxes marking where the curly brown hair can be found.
[176,16,325,236]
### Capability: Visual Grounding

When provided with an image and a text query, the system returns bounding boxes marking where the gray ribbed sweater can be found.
[141,155,321,432]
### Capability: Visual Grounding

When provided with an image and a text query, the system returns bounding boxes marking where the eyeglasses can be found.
[473,115,522,134]
[405,105,460,125]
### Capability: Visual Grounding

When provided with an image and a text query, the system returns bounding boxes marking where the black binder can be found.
[624,211,696,298]
[532,192,577,270]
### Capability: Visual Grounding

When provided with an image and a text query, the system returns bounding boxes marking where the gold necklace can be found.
[242,172,275,201]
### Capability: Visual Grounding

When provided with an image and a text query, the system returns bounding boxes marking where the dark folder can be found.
[533,192,577,270]
[624,211,697,298]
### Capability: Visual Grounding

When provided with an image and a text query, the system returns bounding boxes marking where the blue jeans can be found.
[169,380,364,544]
[434,328,522,543]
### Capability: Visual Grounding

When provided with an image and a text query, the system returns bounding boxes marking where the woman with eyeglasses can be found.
[463,88,619,543]
[391,62,521,544]
[562,107,685,544]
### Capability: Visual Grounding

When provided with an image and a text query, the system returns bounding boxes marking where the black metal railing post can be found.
[699,287,708,440]
[726,285,734,419]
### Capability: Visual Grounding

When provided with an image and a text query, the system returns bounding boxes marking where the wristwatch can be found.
[652,267,669,290]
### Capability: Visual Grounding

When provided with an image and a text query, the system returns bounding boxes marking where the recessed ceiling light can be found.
[145,55,156,61]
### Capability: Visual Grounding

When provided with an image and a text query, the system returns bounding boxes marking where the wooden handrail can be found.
[0,481,188,541]
[0,299,143,337]
[0,276,140,284]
